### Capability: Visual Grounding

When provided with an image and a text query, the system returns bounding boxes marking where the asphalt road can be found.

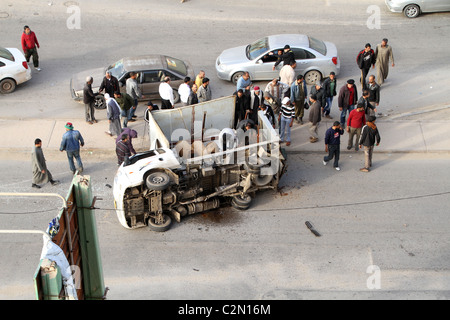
[1,153,450,300]
[1,0,450,301]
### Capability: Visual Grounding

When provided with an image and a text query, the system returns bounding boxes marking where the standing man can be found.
[278,97,295,146]
[195,70,206,89]
[323,121,344,171]
[308,94,322,143]
[290,74,308,124]
[322,72,337,119]
[236,72,252,94]
[126,72,143,120]
[310,82,327,115]
[99,71,120,98]
[359,116,381,172]
[259,103,275,128]
[367,75,380,113]
[114,91,134,128]
[159,76,175,109]
[116,134,132,166]
[104,93,122,137]
[264,78,289,114]
[32,138,59,188]
[346,103,366,151]
[272,45,296,70]
[375,38,395,86]
[21,25,41,71]
[178,77,191,107]
[83,76,98,124]
[197,77,212,103]
[279,61,296,87]
[248,86,263,124]
[233,89,250,128]
[338,79,358,129]
[359,89,376,121]
[60,122,84,175]
[356,43,376,90]
[187,83,199,105]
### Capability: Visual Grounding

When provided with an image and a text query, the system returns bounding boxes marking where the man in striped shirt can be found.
[116,134,132,166]
[278,97,295,146]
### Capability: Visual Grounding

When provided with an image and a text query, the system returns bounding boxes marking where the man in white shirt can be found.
[279,61,296,86]
[159,76,174,109]
[178,77,191,107]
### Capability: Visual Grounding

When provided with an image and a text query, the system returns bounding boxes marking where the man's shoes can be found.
[105,131,112,136]
[50,180,60,186]
[93,119,98,123]
[87,121,93,125]
[310,137,318,143]
[35,67,41,72]
[326,115,332,119]
[32,183,41,188]
[335,167,341,171]
[347,146,352,150]
[286,141,291,146]
[132,115,137,118]
[323,160,327,166]
[360,167,370,172]
[128,119,136,122]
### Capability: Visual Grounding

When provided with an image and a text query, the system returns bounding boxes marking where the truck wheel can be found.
[148,214,172,232]
[231,200,249,210]
[146,172,171,191]
[232,194,252,207]
[251,173,274,187]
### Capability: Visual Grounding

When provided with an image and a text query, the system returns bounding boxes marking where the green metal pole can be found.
[73,175,106,300]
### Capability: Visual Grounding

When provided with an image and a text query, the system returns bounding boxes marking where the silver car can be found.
[215,34,340,85]
[385,0,450,18]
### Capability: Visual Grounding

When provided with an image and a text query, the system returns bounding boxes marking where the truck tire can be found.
[251,173,274,187]
[145,172,171,191]
[148,214,172,232]
[232,194,252,208]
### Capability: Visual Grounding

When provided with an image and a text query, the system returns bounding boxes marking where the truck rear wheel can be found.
[148,214,172,232]
[231,194,252,210]
[146,172,171,191]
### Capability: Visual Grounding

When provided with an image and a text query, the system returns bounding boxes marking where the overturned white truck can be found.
[113,96,287,231]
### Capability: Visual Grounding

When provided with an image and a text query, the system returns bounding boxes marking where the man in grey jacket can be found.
[126,72,144,121]
[308,94,322,143]
[32,138,59,188]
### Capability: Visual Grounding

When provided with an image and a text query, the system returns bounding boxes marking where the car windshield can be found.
[0,47,14,61]
[165,56,188,76]
[308,36,327,56]
[247,37,269,60]
[107,59,125,79]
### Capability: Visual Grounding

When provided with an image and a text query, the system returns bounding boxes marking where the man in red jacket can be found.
[21,25,41,71]
[346,103,366,151]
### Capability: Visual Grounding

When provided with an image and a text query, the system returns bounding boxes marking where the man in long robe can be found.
[375,38,395,86]
[32,139,59,188]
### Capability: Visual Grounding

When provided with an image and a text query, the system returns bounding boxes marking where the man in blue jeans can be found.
[60,122,85,174]
[323,121,344,171]
[278,97,295,146]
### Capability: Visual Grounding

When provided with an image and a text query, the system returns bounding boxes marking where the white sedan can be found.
[0,47,32,94]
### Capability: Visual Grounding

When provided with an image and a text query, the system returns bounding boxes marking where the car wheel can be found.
[404,4,420,18]
[148,214,172,232]
[145,171,171,191]
[0,78,16,94]
[173,89,180,104]
[94,94,106,109]
[231,72,245,85]
[304,70,322,85]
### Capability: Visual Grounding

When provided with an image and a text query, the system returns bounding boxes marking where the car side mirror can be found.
[256,59,263,65]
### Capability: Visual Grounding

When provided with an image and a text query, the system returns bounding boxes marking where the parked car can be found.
[70,54,194,109]
[215,34,340,85]
[0,46,32,94]
[385,0,450,18]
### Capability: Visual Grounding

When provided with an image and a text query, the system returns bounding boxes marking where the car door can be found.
[140,70,165,96]
[292,48,316,74]
[253,49,281,80]
[422,0,450,11]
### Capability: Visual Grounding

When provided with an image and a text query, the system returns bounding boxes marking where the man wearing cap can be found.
[308,94,322,143]
[338,79,358,129]
[278,97,295,146]
[290,74,308,124]
[21,25,41,71]
[271,45,296,71]
[83,76,98,124]
[356,43,376,90]
[144,101,159,122]
[359,115,381,172]
[322,72,337,119]
[248,86,263,123]
[375,38,395,86]
[60,122,85,175]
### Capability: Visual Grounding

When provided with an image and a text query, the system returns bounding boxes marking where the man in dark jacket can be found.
[233,89,250,128]
[357,43,376,90]
[308,94,322,143]
[114,91,134,128]
[359,115,381,172]
[99,71,120,97]
[367,75,380,112]
[272,45,296,70]
[310,82,327,115]
[322,72,337,119]
[116,134,132,166]
[323,121,344,171]
[338,79,358,129]
[83,76,98,124]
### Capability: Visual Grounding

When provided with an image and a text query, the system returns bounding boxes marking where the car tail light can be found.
[332,57,338,65]
[22,61,28,69]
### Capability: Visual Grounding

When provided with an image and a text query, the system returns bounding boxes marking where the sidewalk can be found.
[1,116,450,159]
